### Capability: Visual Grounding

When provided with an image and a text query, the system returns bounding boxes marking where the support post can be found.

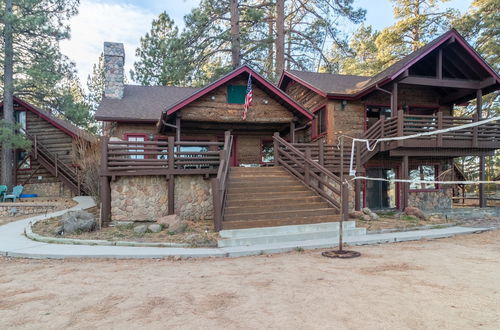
[273,132,280,166]
[473,89,482,148]
[212,178,222,231]
[479,156,486,208]
[290,121,296,144]
[437,111,443,147]
[380,115,386,151]
[34,135,38,159]
[175,115,181,141]
[436,49,442,80]
[355,142,361,211]
[167,136,175,215]
[397,110,404,147]
[99,136,110,227]
[391,82,398,117]
[340,136,349,221]
[401,155,409,211]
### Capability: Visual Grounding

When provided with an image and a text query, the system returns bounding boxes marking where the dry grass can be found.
[32,212,218,247]
[356,211,454,232]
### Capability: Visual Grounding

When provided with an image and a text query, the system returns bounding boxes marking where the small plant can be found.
[294,246,304,253]
[400,215,419,222]
[377,211,397,218]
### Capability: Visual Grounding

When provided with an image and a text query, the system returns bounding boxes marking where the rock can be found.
[60,211,96,234]
[361,214,372,221]
[361,207,371,215]
[360,207,378,221]
[349,211,364,219]
[369,213,379,221]
[133,224,148,234]
[169,220,188,234]
[404,207,427,220]
[156,214,181,228]
[148,224,162,233]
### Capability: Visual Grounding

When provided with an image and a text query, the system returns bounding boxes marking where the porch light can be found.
[262,99,269,104]
[341,100,347,110]
[211,96,216,101]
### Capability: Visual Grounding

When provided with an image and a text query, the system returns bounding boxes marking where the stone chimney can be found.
[103,42,125,99]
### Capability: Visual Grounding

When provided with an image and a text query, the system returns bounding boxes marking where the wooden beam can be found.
[391,83,398,116]
[175,115,181,141]
[437,49,442,80]
[479,156,486,208]
[390,149,494,157]
[477,89,483,119]
[480,77,496,89]
[399,76,481,89]
[290,121,295,143]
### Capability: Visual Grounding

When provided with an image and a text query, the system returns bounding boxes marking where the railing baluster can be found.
[397,110,404,147]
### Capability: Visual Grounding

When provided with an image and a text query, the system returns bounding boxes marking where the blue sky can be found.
[60,0,473,84]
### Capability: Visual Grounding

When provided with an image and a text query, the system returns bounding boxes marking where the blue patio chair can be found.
[2,185,24,202]
[0,185,7,201]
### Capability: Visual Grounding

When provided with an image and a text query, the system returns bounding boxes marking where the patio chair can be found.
[0,185,7,201]
[2,185,24,202]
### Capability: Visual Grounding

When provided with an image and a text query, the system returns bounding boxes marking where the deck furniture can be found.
[0,185,7,201]
[2,185,24,202]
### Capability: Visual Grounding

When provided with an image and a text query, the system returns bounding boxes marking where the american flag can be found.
[242,74,253,120]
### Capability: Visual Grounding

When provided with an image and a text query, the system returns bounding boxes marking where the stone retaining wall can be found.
[409,189,452,210]
[0,203,59,217]
[23,182,72,198]
[110,175,212,222]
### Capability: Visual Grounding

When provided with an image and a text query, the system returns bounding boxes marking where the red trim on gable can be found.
[165,66,313,120]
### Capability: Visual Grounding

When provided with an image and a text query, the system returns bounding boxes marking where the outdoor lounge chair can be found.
[2,185,24,202]
[0,185,7,201]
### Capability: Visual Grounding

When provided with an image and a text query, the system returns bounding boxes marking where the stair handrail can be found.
[24,131,88,195]
[273,133,341,210]
[212,131,233,231]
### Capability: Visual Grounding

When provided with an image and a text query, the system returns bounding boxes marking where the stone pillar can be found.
[103,42,125,99]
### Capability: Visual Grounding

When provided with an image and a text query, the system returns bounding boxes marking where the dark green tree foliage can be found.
[0,0,94,132]
[131,12,191,86]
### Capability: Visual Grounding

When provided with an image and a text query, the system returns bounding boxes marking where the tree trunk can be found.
[230,0,241,68]
[266,10,274,75]
[275,0,285,78]
[2,0,15,187]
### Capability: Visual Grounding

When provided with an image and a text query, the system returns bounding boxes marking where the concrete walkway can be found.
[0,197,493,259]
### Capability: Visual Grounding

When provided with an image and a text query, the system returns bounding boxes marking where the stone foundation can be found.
[0,203,58,217]
[23,182,72,198]
[409,189,452,210]
[110,175,213,222]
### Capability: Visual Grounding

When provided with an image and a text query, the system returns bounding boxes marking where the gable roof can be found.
[1,96,96,143]
[164,65,313,120]
[280,29,500,99]
[96,85,201,122]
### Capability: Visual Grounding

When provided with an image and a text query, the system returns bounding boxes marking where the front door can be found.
[366,167,397,210]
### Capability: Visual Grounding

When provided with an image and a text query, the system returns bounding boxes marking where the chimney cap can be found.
[104,42,125,57]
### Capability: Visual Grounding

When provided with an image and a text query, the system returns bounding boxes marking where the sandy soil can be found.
[1,230,499,329]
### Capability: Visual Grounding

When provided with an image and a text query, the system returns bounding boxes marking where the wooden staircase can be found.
[222,167,340,229]
[27,133,89,196]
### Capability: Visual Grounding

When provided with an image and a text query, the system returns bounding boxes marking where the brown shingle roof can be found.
[287,71,370,95]
[96,85,200,121]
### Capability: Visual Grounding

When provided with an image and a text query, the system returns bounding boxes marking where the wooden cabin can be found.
[279,29,500,212]
[96,30,499,231]
[0,97,96,197]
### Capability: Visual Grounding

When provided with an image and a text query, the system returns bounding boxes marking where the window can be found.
[409,165,438,190]
[126,135,145,160]
[227,85,247,104]
[15,111,26,132]
[313,107,327,138]
[261,140,274,163]
[366,106,391,129]
[16,150,30,169]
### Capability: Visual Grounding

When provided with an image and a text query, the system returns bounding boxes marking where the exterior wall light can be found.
[149,133,155,141]
[263,99,269,104]
[211,96,216,101]
[341,100,347,110]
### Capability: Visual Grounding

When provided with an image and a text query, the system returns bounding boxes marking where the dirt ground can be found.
[1,230,499,329]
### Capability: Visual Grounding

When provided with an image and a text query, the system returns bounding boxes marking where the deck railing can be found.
[102,136,225,176]
[212,131,233,231]
[273,133,342,211]
[357,111,500,164]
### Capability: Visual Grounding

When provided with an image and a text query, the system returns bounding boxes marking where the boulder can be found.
[156,214,181,228]
[361,214,372,221]
[148,224,162,233]
[133,224,148,234]
[59,211,96,235]
[361,207,379,221]
[169,220,188,234]
[404,207,426,220]
[349,211,364,219]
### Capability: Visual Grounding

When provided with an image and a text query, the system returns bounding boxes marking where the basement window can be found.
[227,85,247,104]
[409,164,438,190]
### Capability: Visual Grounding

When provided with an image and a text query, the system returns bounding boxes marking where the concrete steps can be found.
[222,166,340,230]
[218,221,366,247]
